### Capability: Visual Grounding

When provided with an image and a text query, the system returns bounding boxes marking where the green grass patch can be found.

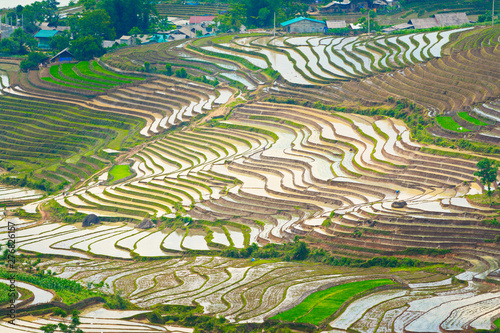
[436,116,471,132]
[0,281,17,306]
[457,112,489,126]
[41,76,104,92]
[0,269,97,305]
[60,63,118,87]
[109,164,132,182]
[494,317,500,330]
[271,279,395,325]
[76,61,132,84]
[92,61,143,81]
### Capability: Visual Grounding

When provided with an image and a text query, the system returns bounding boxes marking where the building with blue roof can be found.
[34,29,60,49]
[280,17,326,34]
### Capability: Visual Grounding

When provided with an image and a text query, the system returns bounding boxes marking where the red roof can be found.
[189,15,215,24]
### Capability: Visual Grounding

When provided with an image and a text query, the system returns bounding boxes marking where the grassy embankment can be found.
[272,279,395,325]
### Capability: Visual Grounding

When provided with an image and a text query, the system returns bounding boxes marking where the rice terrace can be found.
[0,0,500,332]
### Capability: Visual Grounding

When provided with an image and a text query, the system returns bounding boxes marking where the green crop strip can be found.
[92,60,144,80]
[271,279,395,325]
[76,61,132,84]
[0,268,97,305]
[436,116,471,132]
[61,63,118,87]
[109,165,132,182]
[457,112,489,126]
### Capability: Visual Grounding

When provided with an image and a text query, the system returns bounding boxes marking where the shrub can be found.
[20,52,47,72]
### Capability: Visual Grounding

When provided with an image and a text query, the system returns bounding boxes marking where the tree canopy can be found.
[98,0,158,37]
[474,158,498,205]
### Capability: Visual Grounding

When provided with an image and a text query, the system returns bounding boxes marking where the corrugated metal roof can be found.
[326,20,347,29]
[34,29,59,38]
[280,16,325,27]
[434,12,469,27]
[189,15,215,24]
[409,17,438,30]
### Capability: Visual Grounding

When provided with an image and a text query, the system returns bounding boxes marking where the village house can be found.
[34,29,60,49]
[189,15,215,26]
[281,17,326,34]
[50,48,74,63]
[409,12,470,30]
[326,20,347,30]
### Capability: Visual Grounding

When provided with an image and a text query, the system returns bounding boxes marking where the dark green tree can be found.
[474,158,498,205]
[49,30,71,52]
[99,0,158,38]
[165,63,172,76]
[20,52,47,72]
[70,35,105,60]
[0,28,38,55]
[292,240,310,260]
[175,67,187,78]
[69,8,115,40]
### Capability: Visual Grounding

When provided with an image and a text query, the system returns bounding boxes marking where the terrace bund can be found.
[0,23,500,333]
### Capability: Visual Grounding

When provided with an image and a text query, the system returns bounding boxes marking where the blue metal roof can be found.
[34,30,59,38]
[280,17,325,27]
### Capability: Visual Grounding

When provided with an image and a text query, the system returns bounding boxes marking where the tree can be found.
[70,35,105,60]
[99,0,158,38]
[2,28,38,55]
[165,63,172,76]
[474,158,498,205]
[69,9,115,40]
[78,0,96,10]
[20,52,47,72]
[292,241,310,260]
[175,67,187,78]
[215,4,246,32]
[49,30,71,52]
[128,26,141,37]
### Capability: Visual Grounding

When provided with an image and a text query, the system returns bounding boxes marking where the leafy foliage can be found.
[474,158,498,205]
[0,28,37,55]
[20,52,47,72]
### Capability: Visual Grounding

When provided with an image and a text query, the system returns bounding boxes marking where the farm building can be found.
[189,15,215,25]
[50,48,74,63]
[326,20,347,30]
[34,29,60,49]
[409,12,469,30]
[281,17,326,34]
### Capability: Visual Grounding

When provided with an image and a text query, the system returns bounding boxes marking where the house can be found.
[34,29,60,49]
[321,0,354,14]
[189,15,215,25]
[118,35,135,46]
[36,22,70,32]
[408,12,469,30]
[349,23,363,30]
[169,17,190,27]
[434,12,470,27]
[102,40,118,48]
[280,17,326,34]
[50,48,74,63]
[326,20,347,30]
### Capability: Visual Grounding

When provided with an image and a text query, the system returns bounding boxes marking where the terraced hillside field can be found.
[0,248,498,331]
[15,102,500,258]
[156,3,229,18]
[2,17,500,333]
